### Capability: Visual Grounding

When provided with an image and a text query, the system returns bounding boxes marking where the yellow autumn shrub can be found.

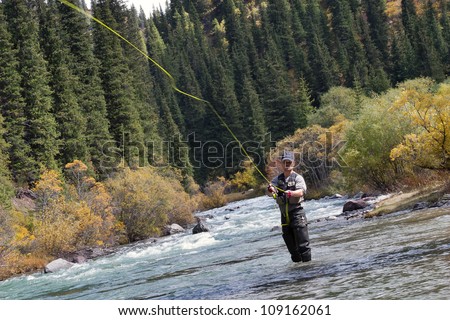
[390,79,450,170]
[33,169,64,212]
[107,167,195,241]
[200,177,228,210]
[31,164,122,255]
[230,161,258,192]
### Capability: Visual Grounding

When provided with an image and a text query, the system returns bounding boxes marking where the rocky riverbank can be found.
[14,184,450,277]
[365,184,450,218]
[308,184,450,223]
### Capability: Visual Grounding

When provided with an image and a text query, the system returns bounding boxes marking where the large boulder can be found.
[44,258,75,273]
[343,200,369,212]
[164,223,185,235]
[192,221,209,234]
[68,255,87,264]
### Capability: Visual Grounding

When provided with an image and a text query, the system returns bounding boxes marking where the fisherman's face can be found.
[282,160,294,171]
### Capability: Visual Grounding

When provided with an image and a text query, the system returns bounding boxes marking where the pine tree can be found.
[57,0,112,175]
[4,0,59,180]
[258,37,295,141]
[0,112,13,208]
[409,1,445,81]
[208,50,245,175]
[290,2,312,81]
[0,8,14,201]
[391,27,417,83]
[123,6,163,165]
[294,78,314,129]
[37,0,89,167]
[155,86,191,173]
[145,11,194,176]
[364,0,389,62]
[390,33,407,84]
[400,0,421,77]
[303,0,337,98]
[93,0,145,168]
[440,0,450,73]
[328,0,368,87]
[424,0,448,76]
[240,76,266,142]
[357,9,390,93]
[221,0,267,147]
[401,0,419,41]
[222,0,250,97]
[267,0,295,66]
[145,16,181,166]
[0,4,34,183]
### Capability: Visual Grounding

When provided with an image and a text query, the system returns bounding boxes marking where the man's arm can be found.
[267,177,278,197]
[291,174,307,198]
[287,188,304,198]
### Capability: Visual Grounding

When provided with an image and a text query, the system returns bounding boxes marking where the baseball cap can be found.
[281,151,294,162]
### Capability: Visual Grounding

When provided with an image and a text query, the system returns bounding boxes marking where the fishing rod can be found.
[57,0,284,197]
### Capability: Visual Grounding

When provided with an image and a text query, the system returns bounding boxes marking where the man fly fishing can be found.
[267,151,311,263]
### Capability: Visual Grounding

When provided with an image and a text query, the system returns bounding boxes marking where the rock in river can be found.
[44,258,75,273]
[193,221,209,234]
[343,199,369,212]
[164,223,185,235]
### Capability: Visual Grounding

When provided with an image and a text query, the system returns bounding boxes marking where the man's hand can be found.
[267,184,276,194]
[286,190,292,198]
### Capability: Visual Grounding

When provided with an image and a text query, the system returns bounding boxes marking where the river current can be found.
[0,195,449,299]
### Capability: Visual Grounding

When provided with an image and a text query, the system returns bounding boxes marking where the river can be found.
[0,195,449,299]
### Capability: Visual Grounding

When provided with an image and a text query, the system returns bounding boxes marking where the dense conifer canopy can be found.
[0,0,449,184]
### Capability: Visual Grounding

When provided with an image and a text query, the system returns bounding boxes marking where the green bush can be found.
[343,88,414,190]
[308,86,367,128]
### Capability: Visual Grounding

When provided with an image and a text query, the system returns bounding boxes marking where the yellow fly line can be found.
[57,0,286,193]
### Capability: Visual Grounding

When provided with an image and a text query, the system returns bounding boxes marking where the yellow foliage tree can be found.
[390,79,450,170]
[0,207,44,279]
[33,211,77,256]
[31,164,121,255]
[33,170,64,214]
[65,160,90,197]
[83,181,123,245]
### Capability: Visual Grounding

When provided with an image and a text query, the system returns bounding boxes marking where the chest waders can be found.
[275,173,311,263]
